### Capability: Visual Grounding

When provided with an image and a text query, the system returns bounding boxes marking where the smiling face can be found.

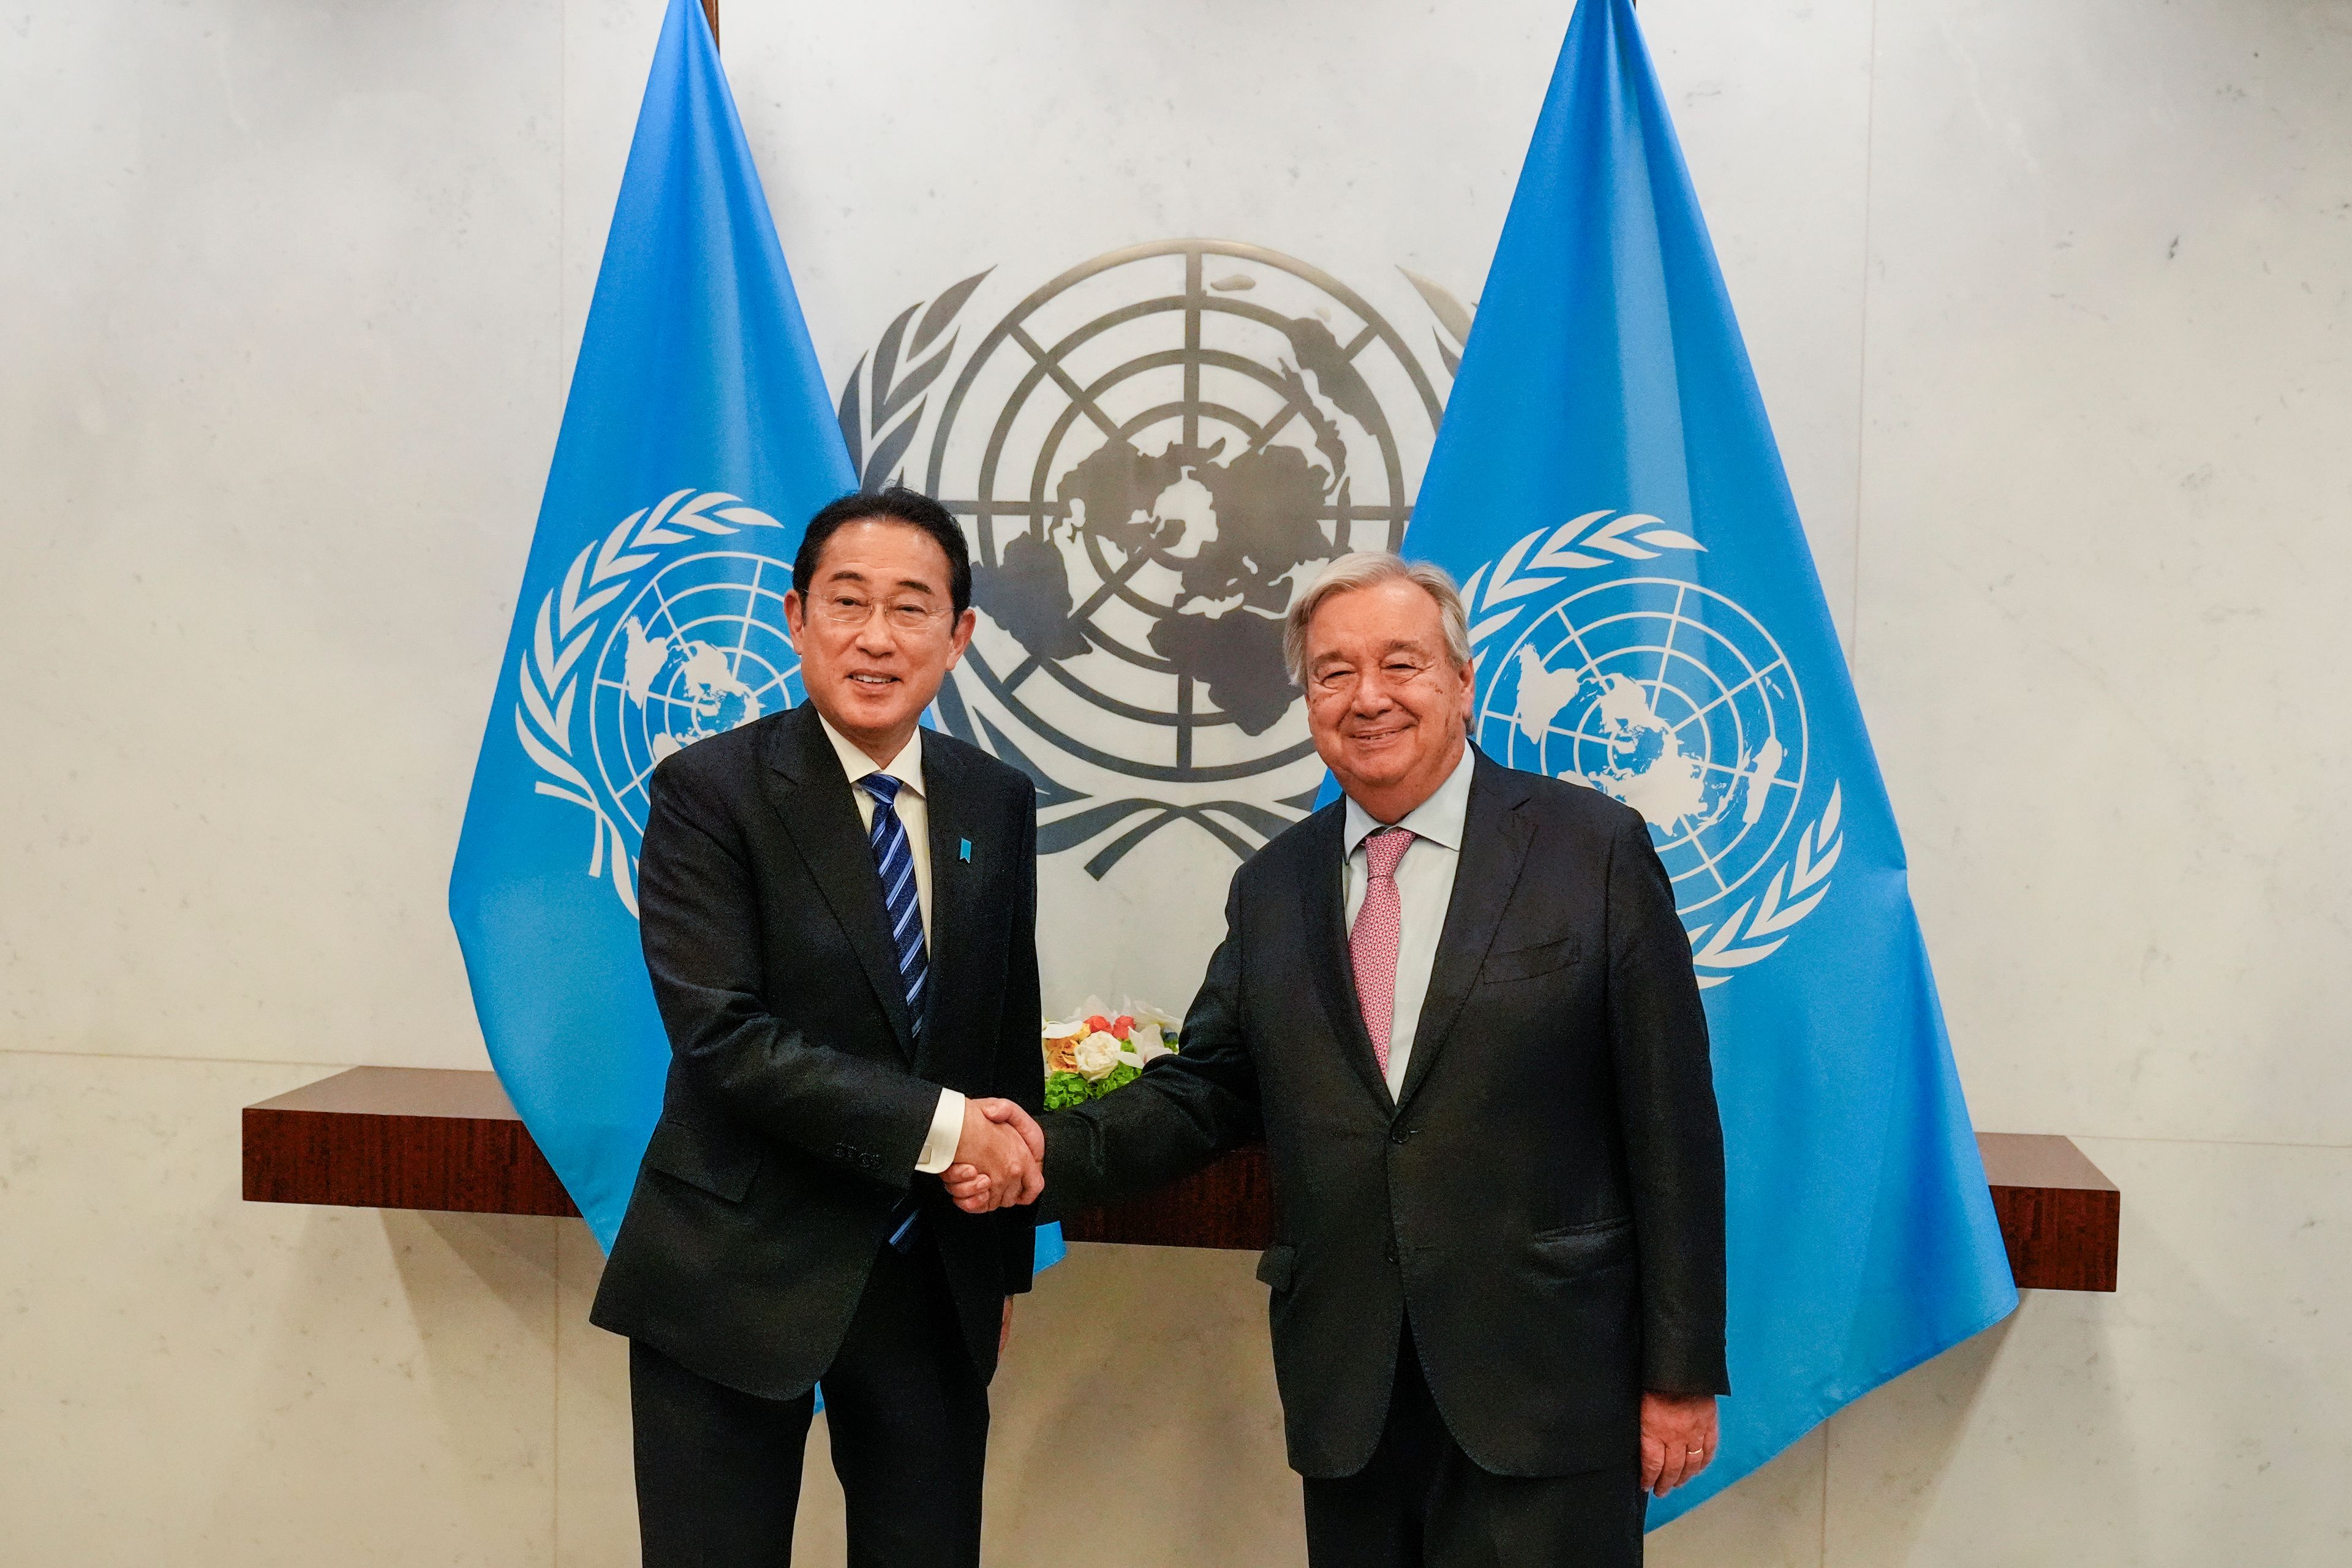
[1301,576,1476,823]
[783,518,976,766]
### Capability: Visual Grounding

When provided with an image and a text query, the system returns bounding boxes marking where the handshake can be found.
[943,1096,1048,1213]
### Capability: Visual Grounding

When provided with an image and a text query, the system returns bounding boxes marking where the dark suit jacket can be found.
[1044,748,1727,1479]
[590,703,1042,1400]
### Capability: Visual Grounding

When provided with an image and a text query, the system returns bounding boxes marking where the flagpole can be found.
[700,0,719,50]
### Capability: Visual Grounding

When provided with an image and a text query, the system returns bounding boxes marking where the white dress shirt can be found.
[1341,742,1476,1099]
[816,715,967,1174]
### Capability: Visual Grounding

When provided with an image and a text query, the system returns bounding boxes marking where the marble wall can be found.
[4,0,2347,1562]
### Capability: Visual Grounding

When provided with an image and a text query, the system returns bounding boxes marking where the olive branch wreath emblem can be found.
[513,488,783,918]
[835,268,991,491]
[1463,514,1844,987]
[835,259,1486,878]
[834,266,1313,876]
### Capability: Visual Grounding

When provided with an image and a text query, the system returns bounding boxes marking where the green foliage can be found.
[1044,1071,1093,1111]
[1039,1041,1175,1110]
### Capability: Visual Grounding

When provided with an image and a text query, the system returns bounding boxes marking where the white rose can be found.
[1123,1000,1182,1032]
[1128,1022,1174,1063]
[1071,1030,1127,1080]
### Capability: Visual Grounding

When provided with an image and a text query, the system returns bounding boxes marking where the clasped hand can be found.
[944,1098,1044,1212]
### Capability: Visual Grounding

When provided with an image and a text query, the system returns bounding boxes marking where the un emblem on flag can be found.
[1464,513,1845,987]
[513,489,794,915]
[837,240,1463,876]
[594,550,796,807]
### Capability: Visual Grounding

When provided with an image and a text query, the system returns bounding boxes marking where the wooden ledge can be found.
[244,1068,2119,1291]
[244,1067,577,1218]
[1978,1131,2120,1292]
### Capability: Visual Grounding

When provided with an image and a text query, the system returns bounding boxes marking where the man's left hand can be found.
[1639,1391,1718,1497]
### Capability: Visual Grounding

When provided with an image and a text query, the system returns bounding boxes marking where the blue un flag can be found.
[448,0,853,1250]
[1403,0,2018,1522]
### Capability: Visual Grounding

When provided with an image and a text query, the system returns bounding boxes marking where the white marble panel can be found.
[1855,0,2352,1144]
[560,0,670,388]
[715,0,1560,390]
[0,1050,559,1564]
[1824,1136,2352,1564]
[0,0,562,1070]
[1643,0,1877,647]
[554,1219,639,1567]
[976,1243,1303,1566]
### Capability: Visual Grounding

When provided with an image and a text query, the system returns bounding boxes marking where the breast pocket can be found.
[1479,933,1582,986]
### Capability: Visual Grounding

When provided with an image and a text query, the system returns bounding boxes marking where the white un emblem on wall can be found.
[835,239,1463,876]
[1464,512,1845,987]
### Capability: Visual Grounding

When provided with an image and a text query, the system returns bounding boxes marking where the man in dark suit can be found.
[592,488,1045,1567]
[954,552,1727,1567]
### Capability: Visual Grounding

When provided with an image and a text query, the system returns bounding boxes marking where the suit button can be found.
[1385,1243,1399,1264]
[1390,1127,1411,1145]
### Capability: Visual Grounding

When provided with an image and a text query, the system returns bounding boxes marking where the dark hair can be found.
[793,487,972,617]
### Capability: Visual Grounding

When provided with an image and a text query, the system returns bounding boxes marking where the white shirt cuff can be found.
[914,1088,967,1174]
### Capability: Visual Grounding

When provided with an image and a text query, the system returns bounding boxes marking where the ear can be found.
[943,605,978,669]
[782,587,807,652]
[1453,655,1477,725]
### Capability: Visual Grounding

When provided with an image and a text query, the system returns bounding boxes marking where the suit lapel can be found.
[1395,752,1535,1114]
[1295,805,1398,1113]
[759,706,918,1063]
[913,734,971,1079]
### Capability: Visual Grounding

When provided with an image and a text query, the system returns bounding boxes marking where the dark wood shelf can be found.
[244,1068,2118,1291]
[244,1068,577,1218]
[1978,1130,2120,1293]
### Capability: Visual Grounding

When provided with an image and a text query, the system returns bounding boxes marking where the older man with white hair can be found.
[953,551,1728,1567]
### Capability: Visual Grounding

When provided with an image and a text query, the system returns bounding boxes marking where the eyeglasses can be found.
[810,593,952,633]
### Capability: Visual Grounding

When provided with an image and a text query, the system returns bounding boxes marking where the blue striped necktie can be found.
[859,772,929,1038]
[861,771,930,1254]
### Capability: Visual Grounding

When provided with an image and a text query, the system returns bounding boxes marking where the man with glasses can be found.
[959,552,1727,1567]
[592,488,1046,1567]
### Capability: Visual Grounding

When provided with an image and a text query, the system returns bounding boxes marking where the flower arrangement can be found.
[1042,997,1180,1110]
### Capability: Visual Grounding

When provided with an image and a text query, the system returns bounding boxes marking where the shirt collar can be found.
[1342,740,1475,859]
[815,712,926,800]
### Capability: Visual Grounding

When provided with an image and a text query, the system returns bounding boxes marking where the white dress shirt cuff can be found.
[914,1088,968,1174]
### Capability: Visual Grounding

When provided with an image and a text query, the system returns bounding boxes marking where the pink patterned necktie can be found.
[1349,826,1416,1075]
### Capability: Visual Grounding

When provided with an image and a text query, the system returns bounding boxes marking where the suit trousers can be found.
[628,1234,990,1568]
[1302,1327,1647,1568]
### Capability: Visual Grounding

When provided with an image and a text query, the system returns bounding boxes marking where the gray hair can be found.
[1283,552,1472,687]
